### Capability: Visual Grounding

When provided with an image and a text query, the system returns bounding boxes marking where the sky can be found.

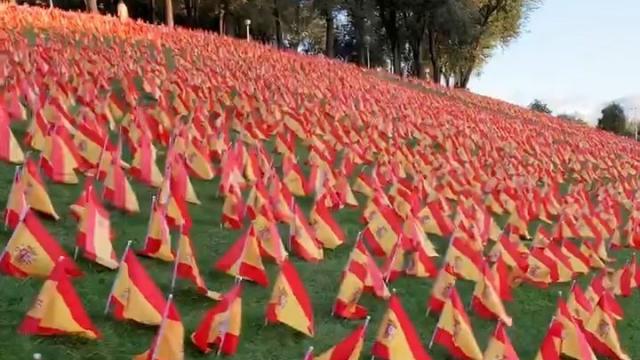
[469,0,640,124]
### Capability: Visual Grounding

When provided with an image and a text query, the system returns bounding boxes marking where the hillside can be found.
[1,5,640,360]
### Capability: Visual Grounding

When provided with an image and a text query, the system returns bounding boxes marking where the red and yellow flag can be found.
[290,205,323,262]
[333,260,368,320]
[134,295,184,360]
[22,157,59,220]
[4,166,27,229]
[483,322,519,360]
[76,192,118,269]
[19,260,99,339]
[433,287,483,360]
[266,260,315,336]
[372,294,431,360]
[555,299,597,360]
[471,265,512,326]
[0,108,24,164]
[0,210,81,278]
[215,226,269,287]
[534,321,563,360]
[191,283,243,355]
[176,230,220,300]
[103,140,140,213]
[40,127,79,184]
[107,249,166,326]
[583,295,630,360]
[315,319,369,360]
[139,199,174,262]
[310,199,345,250]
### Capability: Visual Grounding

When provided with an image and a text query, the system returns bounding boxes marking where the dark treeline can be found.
[15,0,540,88]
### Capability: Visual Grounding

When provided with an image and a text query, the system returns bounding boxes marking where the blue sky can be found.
[469,0,640,123]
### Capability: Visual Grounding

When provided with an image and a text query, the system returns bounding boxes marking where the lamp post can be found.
[219,9,225,35]
[245,19,252,41]
[364,35,371,69]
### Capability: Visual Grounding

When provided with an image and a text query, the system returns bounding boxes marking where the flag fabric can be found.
[221,189,245,230]
[134,295,184,360]
[103,137,140,213]
[534,321,563,360]
[310,199,345,249]
[470,265,512,325]
[19,259,99,339]
[444,237,484,282]
[315,319,369,360]
[253,212,288,264]
[583,295,631,360]
[0,108,24,164]
[483,322,519,360]
[555,299,597,360]
[0,210,81,278]
[266,260,315,336]
[76,192,118,269]
[433,287,483,360]
[107,249,166,326]
[427,267,457,314]
[215,226,269,287]
[333,260,368,320]
[40,128,79,184]
[191,283,242,355]
[139,199,175,262]
[176,230,220,300]
[290,205,324,262]
[371,294,431,360]
[22,157,59,220]
[4,166,27,229]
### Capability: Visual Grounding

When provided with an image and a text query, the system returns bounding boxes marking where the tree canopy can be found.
[597,102,627,135]
[528,99,552,114]
[23,0,539,88]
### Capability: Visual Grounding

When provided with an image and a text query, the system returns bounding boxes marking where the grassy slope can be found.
[2,33,640,360]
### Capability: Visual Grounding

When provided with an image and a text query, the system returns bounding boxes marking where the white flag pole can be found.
[104,240,133,314]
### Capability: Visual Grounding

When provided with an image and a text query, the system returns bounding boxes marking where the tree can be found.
[597,102,627,135]
[166,0,174,27]
[557,113,586,125]
[528,99,551,114]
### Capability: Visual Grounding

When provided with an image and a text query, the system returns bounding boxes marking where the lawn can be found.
[2,8,640,360]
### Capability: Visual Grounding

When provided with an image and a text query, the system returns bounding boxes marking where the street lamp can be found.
[244,19,252,41]
[364,35,371,69]
[219,9,225,35]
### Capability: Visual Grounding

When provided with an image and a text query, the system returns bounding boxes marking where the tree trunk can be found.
[87,0,98,13]
[165,0,174,27]
[412,39,425,78]
[391,39,401,75]
[273,0,283,48]
[426,29,440,83]
[150,0,156,23]
[324,11,335,58]
[454,60,475,88]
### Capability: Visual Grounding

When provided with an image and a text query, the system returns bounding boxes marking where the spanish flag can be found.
[184,138,215,180]
[0,111,24,164]
[333,261,368,320]
[22,157,59,220]
[348,239,390,300]
[107,249,166,326]
[176,230,220,300]
[363,199,403,257]
[567,282,594,325]
[266,260,315,336]
[427,267,457,314]
[129,133,163,188]
[19,259,99,339]
[40,128,79,184]
[0,210,81,278]
[583,295,631,360]
[215,226,269,287]
[221,189,245,230]
[555,299,597,360]
[191,283,242,355]
[139,199,175,262]
[253,212,288,264]
[534,320,563,360]
[444,237,484,282]
[73,121,109,174]
[76,193,118,269]
[310,199,345,250]
[315,318,369,360]
[612,257,636,297]
[134,294,184,360]
[471,265,512,326]
[433,287,483,360]
[69,176,99,222]
[103,140,140,213]
[483,322,519,360]
[4,166,27,229]
[290,205,324,262]
[372,294,431,360]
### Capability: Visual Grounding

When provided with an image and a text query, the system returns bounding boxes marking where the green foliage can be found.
[597,102,627,135]
[528,99,552,114]
[557,113,586,125]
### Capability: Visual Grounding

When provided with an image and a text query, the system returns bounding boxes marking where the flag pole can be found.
[104,240,132,314]
[170,230,181,293]
[303,346,314,360]
[141,196,157,251]
[150,293,174,360]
